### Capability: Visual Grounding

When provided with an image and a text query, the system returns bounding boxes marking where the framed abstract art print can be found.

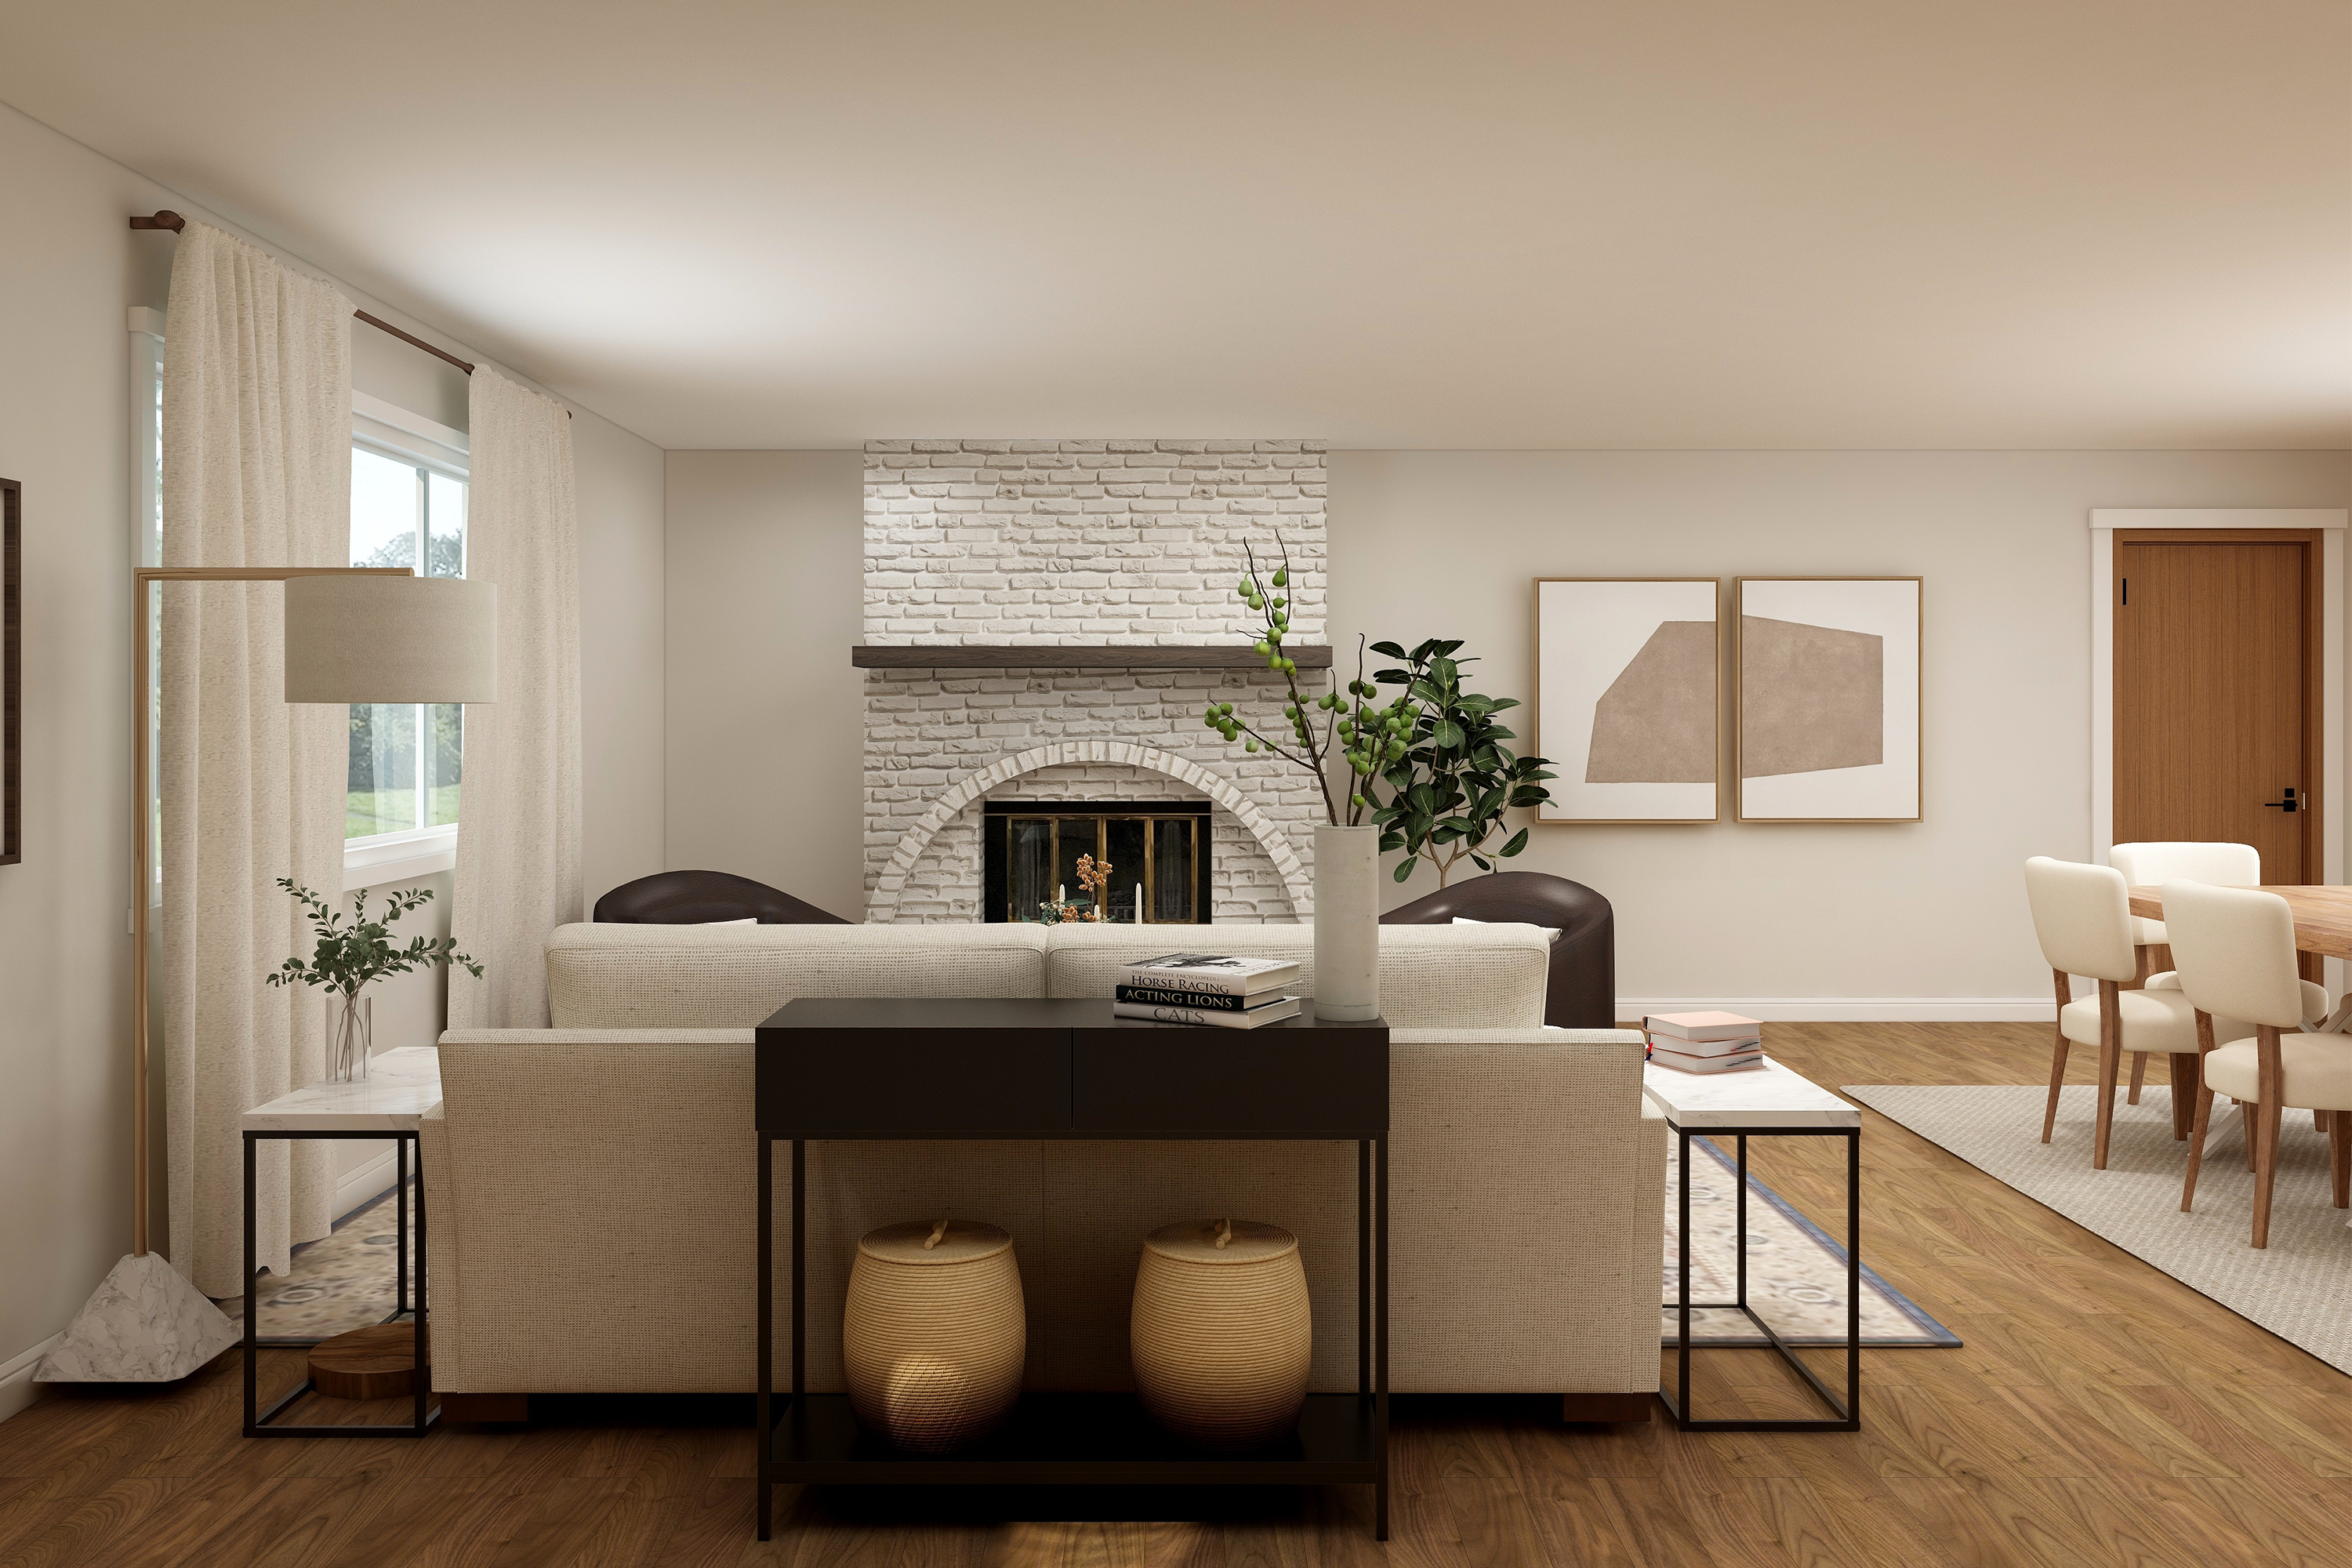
[1734,576,1921,822]
[1534,577,1720,824]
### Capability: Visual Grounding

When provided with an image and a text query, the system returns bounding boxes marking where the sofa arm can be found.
[1388,1026,1660,1394]
[417,1103,466,1390]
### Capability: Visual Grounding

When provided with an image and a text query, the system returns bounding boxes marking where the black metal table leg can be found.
[243,1133,260,1434]
[1846,1128,1861,1423]
[1374,1131,1389,1543]
[244,1129,436,1437]
[1676,1128,1692,1421]
[1356,1139,1370,1399]
[757,1134,772,1542]
[395,1136,409,1316]
[1658,1123,1860,1432]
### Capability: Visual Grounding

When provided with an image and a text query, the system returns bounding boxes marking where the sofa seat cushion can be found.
[544,922,1051,1027]
[1041,923,1550,1028]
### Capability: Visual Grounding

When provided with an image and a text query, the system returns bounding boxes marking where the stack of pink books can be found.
[1641,1011,1764,1074]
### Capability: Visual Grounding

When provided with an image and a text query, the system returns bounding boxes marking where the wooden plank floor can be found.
[4,1022,2347,1566]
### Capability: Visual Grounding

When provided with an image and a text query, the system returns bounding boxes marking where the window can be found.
[346,441,467,841]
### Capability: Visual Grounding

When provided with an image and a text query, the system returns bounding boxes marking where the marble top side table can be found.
[1643,1054,1861,1432]
[239,1044,441,1438]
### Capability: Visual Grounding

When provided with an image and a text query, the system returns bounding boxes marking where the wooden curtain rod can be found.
[130,210,570,413]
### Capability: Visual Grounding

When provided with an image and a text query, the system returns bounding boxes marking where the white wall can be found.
[1331,451,2352,1014]
[665,452,865,918]
[0,96,664,1417]
[660,448,2352,1015]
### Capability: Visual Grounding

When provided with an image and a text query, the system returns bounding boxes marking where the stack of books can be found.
[1114,954,1301,1029]
[1641,1011,1764,1074]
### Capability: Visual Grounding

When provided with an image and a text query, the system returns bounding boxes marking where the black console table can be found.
[753,996,1391,1541]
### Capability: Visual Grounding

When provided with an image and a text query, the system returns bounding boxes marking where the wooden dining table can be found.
[2126,884,2352,1031]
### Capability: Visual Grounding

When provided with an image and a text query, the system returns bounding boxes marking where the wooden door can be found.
[2114,530,2321,888]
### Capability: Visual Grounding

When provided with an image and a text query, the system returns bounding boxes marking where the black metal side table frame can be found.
[1661,1123,1860,1432]
[241,1127,434,1437]
[753,997,1389,1542]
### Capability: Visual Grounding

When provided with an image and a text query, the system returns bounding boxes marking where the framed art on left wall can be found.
[2,477,17,864]
[1534,577,1721,823]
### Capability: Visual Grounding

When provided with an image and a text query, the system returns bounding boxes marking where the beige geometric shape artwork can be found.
[1740,616,1882,778]
[1586,621,1716,784]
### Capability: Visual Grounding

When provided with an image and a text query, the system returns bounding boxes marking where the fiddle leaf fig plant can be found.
[1367,640,1555,887]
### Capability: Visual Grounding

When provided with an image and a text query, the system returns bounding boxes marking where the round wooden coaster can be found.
[308,1323,417,1401]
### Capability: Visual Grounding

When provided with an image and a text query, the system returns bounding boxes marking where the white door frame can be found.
[2089,508,2348,990]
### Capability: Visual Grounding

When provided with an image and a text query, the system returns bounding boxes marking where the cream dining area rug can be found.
[1847,1082,2352,1374]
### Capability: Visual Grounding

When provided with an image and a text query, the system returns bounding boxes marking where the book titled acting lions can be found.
[1115,953,1301,1029]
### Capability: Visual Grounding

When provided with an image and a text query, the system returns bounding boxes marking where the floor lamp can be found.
[36,567,496,1383]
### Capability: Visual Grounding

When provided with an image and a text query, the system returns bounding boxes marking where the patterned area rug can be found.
[216,1181,419,1343]
[1846,1083,2352,1374]
[209,1163,1958,1352]
[1665,1134,1958,1348]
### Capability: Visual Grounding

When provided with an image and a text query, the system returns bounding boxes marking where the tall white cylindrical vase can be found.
[1312,824,1381,1022]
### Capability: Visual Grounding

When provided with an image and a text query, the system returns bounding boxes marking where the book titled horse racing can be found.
[1116,952,1301,1000]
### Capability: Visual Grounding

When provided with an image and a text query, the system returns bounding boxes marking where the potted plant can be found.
[1200,539,1425,1021]
[265,880,481,1082]
[1366,640,1555,887]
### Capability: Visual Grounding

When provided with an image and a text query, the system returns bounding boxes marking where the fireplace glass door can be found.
[985,801,1210,924]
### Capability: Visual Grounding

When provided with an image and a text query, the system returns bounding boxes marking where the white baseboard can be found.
[0,1331,64,1424]
[1618,997,2058,1023]
[334,1145,400,1218]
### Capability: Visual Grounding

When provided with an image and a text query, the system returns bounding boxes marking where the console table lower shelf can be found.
[771,1392,1381,1487]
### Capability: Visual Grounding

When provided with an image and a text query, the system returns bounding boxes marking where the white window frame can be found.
[343,393,469,888]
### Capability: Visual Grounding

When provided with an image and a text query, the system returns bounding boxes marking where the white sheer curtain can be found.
[448,365,582,1028]
[159,223,351,1295]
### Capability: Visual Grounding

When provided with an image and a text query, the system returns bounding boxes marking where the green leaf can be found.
[1377,833,1406,852]
[1432,720,1465,750]
[1392,858,1419,884]
[1369,641,1407,659]
[1486,696,1519,712]
[1499,827,1530,857]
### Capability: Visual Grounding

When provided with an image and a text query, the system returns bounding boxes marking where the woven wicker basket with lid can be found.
[843,1219,1025,1453]
[1131,1218,1311,1449]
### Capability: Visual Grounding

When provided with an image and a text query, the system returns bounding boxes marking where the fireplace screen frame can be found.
[982,799,1213,924]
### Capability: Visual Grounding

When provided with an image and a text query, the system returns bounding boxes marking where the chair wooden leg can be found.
[2166,1053,2194,1139]
[2182,1080,2216,1211]
[2252,1025,2284,1249]
[2094,980,2122,1170]
[2128,1051,2147,1104]
[2042,1033,2071,1144]
[2331,1110,2350,1210]
[2241,1101,2257,1172]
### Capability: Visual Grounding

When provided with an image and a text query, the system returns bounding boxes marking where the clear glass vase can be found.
[327,991,372,1084]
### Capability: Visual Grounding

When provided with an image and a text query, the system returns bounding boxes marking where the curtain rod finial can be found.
[129,211,185,233]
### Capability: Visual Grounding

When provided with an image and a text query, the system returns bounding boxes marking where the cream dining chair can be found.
[2165,879,2352,1248]
[2107,842,2267,1108]
[2024,857,2249,1169]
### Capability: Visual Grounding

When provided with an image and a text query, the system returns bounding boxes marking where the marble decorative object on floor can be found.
[218,1181,419,1341]
[34,1252,240,1382]
[1663,1136,1958,1348]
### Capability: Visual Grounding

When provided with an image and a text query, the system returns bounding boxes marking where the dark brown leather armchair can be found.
[591,870,850,926]
[1381,870,1616,1029]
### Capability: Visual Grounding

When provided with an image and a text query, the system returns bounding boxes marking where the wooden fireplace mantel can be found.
[849,644,1335,671]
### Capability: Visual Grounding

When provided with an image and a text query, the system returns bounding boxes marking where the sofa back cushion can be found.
[1041,923,1548,1028]
[544,922,1051,1027]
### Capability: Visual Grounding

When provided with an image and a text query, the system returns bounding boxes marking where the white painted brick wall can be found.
[863,440,1327,644]
[862,440,1329,924]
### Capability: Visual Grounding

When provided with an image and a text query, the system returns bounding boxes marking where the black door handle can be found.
[2263,788,2299,812]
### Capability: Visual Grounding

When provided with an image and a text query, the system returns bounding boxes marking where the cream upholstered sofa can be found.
[419,920,1665,1417]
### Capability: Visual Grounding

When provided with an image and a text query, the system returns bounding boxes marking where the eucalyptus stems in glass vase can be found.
[265,880,481,1083]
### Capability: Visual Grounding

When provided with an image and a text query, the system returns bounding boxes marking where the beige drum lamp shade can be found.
[283,575,498,704]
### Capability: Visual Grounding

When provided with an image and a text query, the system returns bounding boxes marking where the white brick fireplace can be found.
[861,440,1330,924]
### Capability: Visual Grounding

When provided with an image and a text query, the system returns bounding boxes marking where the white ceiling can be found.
[5,0,2347,450]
